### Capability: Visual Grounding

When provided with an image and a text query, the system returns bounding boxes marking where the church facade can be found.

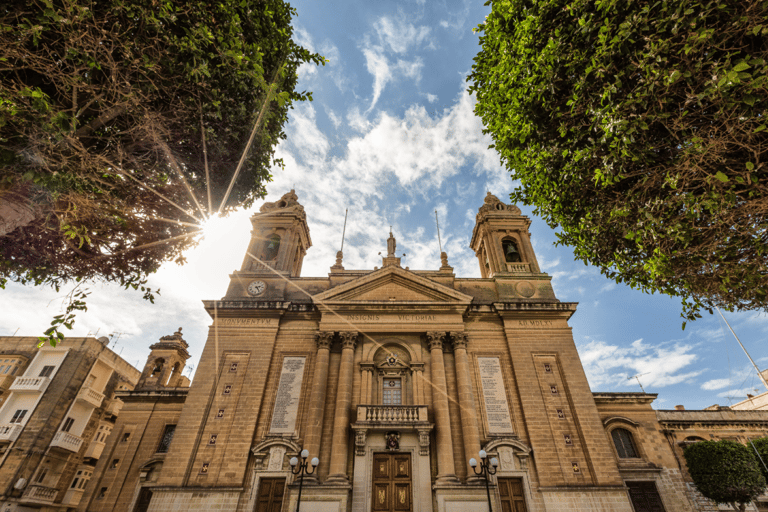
[74,191,768,512]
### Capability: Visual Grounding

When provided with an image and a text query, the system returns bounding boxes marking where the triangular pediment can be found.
[314,266,473,305]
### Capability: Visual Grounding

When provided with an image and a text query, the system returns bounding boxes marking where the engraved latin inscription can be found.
[219,318,273,326]
[477,357,514,434]
[269,356,307,434]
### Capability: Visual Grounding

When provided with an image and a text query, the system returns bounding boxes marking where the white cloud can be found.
[373,16,431,54]
[701,378,731,390]
[425,93,438,103]
[578,337,701,389]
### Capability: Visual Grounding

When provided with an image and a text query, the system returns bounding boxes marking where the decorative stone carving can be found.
[426,332,446,351]
[339,331,358,350]
[316,331,334,350]
[385,431,400,450]
[451,332,468,351]
[516,281,536,298]
[355,428,367,456]
[418,429,430,456]
[259,189,304,214]
[477,192,522,218]
[267,446,286,471]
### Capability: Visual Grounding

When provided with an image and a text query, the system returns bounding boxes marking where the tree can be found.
[683,440,766,511]
[0,0,324,342]
[468,0,768,323]
[750,437,768,482]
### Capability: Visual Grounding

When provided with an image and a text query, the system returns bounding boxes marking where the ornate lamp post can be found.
[469,450,499,512]
[289,449,318,512]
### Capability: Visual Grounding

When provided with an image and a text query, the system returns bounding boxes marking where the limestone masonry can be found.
[1,191,767,512]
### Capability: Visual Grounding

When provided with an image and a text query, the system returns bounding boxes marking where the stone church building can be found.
[71,191,768,512]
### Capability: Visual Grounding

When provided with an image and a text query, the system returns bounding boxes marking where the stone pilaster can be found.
[303,332,333,479]
[451,331,482,481]
[326,331,358,484]
[427,331,459,485]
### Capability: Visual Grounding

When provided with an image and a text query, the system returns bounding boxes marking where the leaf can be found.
[746,162,755,171]
[714,171,729,182]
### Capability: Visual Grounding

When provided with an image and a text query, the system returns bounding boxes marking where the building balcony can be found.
[83,440,105,460]
[50,431,83,453]
[0,423,23,443]
[9,376,50,393]
[356,405,429,426]
[505,262,531,273]
[76,386,105,408]
[21,484,58,505]
[62,487,84,507]
[104,398,123,417]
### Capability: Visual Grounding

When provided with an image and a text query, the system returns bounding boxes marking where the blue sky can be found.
[2,0,767,410]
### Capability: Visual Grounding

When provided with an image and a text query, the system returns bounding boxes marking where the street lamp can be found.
[289,449,318,512]
[469,449,499,512]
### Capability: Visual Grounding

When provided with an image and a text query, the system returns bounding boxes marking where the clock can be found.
[247,280,267,296]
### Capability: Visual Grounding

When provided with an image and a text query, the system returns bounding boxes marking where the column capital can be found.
[339,331,358,350]
[426,331,446,351]
[450,332,468,351]
[316,331,334,350]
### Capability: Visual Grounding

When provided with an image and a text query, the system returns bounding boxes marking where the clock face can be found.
[247,280,266,296]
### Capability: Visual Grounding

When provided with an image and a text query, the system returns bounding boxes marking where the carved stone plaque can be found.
[477,357,514,434]
[269,356,306,434]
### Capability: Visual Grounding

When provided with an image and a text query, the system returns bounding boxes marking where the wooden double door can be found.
[255,478,285,512]
[626,481,666,512]
[498,477,528,512]
[372,453,412,512]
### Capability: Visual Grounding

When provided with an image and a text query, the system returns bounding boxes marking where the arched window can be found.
[150,359,164,377]
[611,428,638,458]
[263,234,281,261]
[502,238,522,263]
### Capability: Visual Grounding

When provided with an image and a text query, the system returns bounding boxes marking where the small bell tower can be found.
[239,189,312,277]
[137,328,191,389]
[470,192,541,278]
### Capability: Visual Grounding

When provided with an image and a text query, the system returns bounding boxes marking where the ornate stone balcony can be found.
[505,262,531,273]
[9,376,50,393]
[0,423,23,443]
[50,431,83,453]
[83,439,105,460]
[76,386,105,408]
[355,405,429,425]
[21,484,58,505]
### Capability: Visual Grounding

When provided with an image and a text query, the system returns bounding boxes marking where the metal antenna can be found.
[717,307,768,390]
[628,373,650,393]
[340,209,349,252]
[435,210,443,253]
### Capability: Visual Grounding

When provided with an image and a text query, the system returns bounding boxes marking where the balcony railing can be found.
[50,431,83,453]
[0,423,23,443]
[76,387,105,408]
[21,484,58,505]
[505,262,531,273]
[356,405,428,425]
[9,377,50,393]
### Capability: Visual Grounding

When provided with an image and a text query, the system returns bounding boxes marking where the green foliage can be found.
[750,437,768,483]
[469,0,768,321]
[683,440,766,509]
[0,0,324,344]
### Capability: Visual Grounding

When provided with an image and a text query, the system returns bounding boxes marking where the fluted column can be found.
[303,332,334,479]
[451,331,482,481]
[327,331,358,484]
[427,331,458,484]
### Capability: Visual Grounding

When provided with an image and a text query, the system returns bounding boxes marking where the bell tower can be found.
[239,189,312,277]
[470,192,541,278]
[137,328,191,389]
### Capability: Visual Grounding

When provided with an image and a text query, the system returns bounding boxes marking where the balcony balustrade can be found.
[50,431,83,453]
[356,405,429,425]
[76,387,105,408]
[9,377,50,393]
[21,484,58,505]
[0,423,23,443]
[505,262,531,273]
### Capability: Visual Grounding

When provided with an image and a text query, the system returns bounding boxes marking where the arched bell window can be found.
[150,358,164,377]
[611,428,638,458]
[502,238,522,263]
[263,234,281,261]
